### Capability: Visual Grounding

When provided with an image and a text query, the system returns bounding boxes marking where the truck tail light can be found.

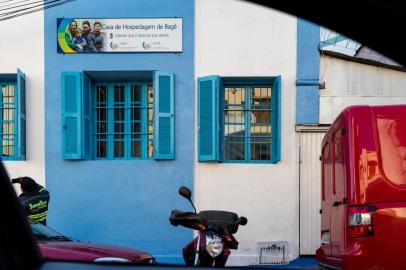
[348,205,376,238]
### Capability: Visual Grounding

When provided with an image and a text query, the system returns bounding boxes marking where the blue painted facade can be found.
[44,0,194,263]
[296,19,320,124]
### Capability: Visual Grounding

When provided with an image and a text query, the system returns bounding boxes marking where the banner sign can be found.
[57,18,182,53]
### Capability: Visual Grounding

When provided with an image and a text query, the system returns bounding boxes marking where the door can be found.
[299,131,326,255]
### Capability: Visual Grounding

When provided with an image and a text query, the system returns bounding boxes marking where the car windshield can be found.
[2,1,405,269]
[30,222,73,242]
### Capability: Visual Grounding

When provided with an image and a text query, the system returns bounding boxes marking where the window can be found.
[1,82,16,158]
[321,142,332,201]
[223,86,272,162]
[94,82,153,159]
[333,129,345,194]
[0,69,26,160]
[61,72,174,160]
[197,76,281,163]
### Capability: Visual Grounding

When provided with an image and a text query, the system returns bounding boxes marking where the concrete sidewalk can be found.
[156,255,318,269]
[250,256,318,270]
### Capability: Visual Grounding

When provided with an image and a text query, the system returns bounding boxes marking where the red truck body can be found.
[316,105,406,269]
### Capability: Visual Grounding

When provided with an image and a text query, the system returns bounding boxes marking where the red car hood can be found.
[39,241,154,263]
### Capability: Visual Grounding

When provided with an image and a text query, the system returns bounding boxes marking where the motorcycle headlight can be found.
[205,234,224,258]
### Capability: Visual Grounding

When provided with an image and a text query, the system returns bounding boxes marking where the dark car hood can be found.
[38,241,154,263]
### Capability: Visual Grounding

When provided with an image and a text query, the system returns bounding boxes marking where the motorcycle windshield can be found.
[199,210,239,234]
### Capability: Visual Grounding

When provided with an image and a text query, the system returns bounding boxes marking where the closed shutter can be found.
[153,72,175,159]
[61,72,84,159]
[197,76,220,161]
[272,76,281,163]
[16,68,26,160]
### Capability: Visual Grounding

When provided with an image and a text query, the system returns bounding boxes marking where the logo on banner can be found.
[110,42,118,50]
[142,42,151,50]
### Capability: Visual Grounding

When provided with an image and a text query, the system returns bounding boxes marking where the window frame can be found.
[220,78,279,164]
[62,70,174,161]
[0,80,18,160]
[91,80,153,160]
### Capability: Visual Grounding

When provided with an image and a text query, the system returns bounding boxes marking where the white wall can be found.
[320,55,406,123]
[0,12,45,190]
[195,0,298,265]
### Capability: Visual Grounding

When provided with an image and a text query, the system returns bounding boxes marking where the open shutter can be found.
[82,74,92,159]
[153,72,175,159]
[198,76,220,161]
[61,72,84,159]
[16,68,26,160]
[272,76,282,163]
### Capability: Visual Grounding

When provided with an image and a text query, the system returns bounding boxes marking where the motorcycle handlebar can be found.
[11,178,21,184]
[170,210,248,233]
[238,216,248,226]
[169,210,206,230]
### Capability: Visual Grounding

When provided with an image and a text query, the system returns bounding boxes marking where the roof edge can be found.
[320,49,406,73]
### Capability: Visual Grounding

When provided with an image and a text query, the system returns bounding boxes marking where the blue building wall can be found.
[44,0,194,263]
[296,19,320,124]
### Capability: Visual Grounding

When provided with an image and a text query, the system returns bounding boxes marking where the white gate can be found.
[298,128,327,255]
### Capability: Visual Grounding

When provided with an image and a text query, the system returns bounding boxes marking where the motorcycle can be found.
[169,186,247,267]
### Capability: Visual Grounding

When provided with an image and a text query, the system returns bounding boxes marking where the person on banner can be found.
[65,20,78,50]
[12,177,50,225]
[72,28,87,52]
[82,20,97,52]
[93,21,104,52]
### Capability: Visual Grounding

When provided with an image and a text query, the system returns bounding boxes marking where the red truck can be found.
[316,105,406,269]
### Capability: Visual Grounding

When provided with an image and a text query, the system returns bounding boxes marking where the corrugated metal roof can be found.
[355,46,402,67]
[320,49,406,73]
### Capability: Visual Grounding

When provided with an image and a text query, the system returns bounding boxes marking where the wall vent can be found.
[257,241,289,265]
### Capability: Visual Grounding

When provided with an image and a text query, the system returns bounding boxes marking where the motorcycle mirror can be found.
[179,186,192,200]
[178,186,197,213]
[239,216,248,226]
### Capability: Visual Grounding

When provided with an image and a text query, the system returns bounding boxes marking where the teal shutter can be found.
[16,68,26,160]
[82,74,92,159]
[272,76,281,163]
[153,72,175,159]
[61,72,84,159]
[198,76,220,161]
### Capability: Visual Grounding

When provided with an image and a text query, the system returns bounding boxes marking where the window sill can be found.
[198,160,280,164]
